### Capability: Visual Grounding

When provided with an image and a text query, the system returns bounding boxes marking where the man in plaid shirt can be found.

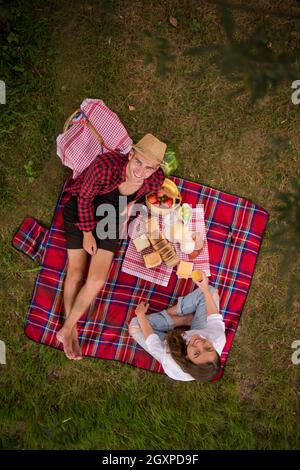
[57,134,166,360]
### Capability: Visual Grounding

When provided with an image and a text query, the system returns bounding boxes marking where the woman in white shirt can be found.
[128,272,226,382]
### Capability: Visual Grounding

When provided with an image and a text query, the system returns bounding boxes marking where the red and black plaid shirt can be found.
[65,152,165,231]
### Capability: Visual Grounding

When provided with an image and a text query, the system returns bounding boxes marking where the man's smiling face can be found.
[127,149,160,183]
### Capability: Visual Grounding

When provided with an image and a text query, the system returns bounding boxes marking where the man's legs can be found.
[63,248,89,360]
[57,248,114,359]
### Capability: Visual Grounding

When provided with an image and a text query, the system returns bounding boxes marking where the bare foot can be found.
[71,328,82,360]
[166,304,178,316]
[56,327,75,360]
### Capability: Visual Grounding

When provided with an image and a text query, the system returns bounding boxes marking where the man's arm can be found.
[75,159,106,232]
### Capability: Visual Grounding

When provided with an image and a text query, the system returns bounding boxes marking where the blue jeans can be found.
[129,286,219,353]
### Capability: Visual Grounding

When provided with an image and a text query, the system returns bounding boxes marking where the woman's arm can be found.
[134,302,153,339]
[194,273,219,315]
[202,288,219,315]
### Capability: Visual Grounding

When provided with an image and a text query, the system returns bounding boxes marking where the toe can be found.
[66,351,75,360]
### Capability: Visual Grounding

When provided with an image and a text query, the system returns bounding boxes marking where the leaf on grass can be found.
[128,105,136,111]
[169,16,178,28]
[61,418,72,424]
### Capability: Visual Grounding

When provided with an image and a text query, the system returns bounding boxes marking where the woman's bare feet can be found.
[56,327,75,359]
[167,305,193,326]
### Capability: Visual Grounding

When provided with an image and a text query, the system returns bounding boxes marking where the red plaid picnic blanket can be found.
[56,99,133,179]
[122,206,211,286]
[12,217,49,264]
[12,176,268,380]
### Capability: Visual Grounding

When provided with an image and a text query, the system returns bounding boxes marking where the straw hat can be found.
[132,134,167,164]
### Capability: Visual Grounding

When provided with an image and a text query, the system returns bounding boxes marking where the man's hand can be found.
[135,301,149,317]
[83,231,97,255]
[193,271,209,292]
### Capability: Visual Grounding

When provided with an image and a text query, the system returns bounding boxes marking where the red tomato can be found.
[164,197,173,208]
[148,194,158,204]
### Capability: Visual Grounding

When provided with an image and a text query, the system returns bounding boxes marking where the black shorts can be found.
[63,196,120,253]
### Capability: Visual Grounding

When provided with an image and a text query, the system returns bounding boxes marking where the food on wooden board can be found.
[176,261,194,279]
[143,251,162,268]
[133,234,151,252]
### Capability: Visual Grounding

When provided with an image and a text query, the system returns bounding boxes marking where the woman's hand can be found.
[135,301,149,317]
[193,271,209,292]
[133,302,153,339]
[83,231,97,255]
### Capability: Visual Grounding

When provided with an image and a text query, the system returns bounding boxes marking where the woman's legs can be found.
[128,310,193,352]
[57,248,114,359]
[176,286,219,330]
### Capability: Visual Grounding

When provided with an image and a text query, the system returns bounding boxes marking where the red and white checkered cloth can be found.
[122,205,211,286]
[56,98,133,179]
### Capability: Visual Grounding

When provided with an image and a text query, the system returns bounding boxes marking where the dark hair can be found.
[165,329,221,382]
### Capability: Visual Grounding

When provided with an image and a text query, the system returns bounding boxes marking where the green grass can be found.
[0,0,300,450]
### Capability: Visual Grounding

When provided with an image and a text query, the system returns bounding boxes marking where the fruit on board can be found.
[148,194,159,204]
[147,192,175,208]
[192,271,203,282]
[163,197,174,208]
[162,178,179,197]
[146,179,181,210]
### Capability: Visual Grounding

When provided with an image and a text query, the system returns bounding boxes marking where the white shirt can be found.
[145,314,226,382]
